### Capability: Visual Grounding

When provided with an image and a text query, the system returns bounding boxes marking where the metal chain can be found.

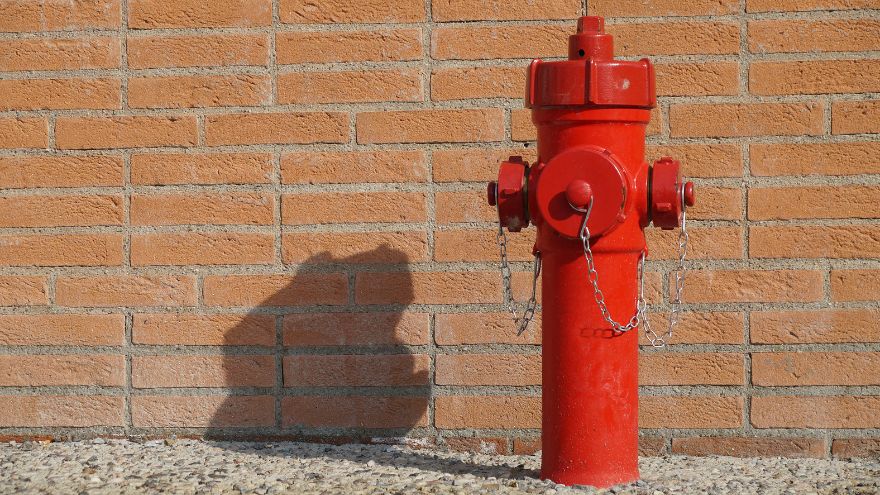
[496,221,541,335]
[642,207,689,347]
[578,194,690,347]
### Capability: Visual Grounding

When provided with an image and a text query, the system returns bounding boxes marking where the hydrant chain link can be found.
[496,218,541,335]
[578,200,644,334]
[645,206,690,348]
[579,197,690,347]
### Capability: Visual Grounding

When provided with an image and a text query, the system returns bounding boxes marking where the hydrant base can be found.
[540,468,640,489]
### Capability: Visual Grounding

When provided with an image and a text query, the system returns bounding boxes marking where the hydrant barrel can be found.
[488,15,695,488]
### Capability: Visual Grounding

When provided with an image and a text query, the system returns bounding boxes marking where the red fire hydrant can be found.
[487,17,695,488]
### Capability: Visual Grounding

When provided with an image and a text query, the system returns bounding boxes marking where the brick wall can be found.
[0,0,878,458]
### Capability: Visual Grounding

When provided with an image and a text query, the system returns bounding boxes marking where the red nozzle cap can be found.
[684,181,695,207]
[565,179,593,211]
[487,182,498,206]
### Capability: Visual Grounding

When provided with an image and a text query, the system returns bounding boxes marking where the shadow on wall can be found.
[203,245,527,476]
[206,244,427,440]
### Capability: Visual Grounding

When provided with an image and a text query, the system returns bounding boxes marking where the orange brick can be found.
[279,69,421,104]
[0,78,120,111]
[0,234,122,267]
[435,312,542,345]
[750,226,880,259]
[647,227,742,260]
[132,355,274,388]
[433,25,567,60]
[284,312,430,346]
[511,108,535,141]
[205,112,348,146]
[0,118,47,149]
[751,142,880,176]
[0,195,122,227]
[128,0,271,28]
[0,0,121,32]
[358,109,503,144]
[356,271,501,305]
[282,151,427,184]
[282,231,428,263]
[640,353,744,386]
[0,314,124,345]
[436,190,495,224]
[831,270,880,302]
[276,29,422,64]
[0,396,123,427]
[638,312,744,346]
[56,275,196,307]
[749,19,880,53]
[681,270,823,303]
[279,0,424,23]
[283,354,430,386]
[435,396,540,428]
[589,0,738,16]
[747,0,878,11]
[672,437,826,458]
[444,437,509,454]
[435,229,533,262]
[670,102,823,137]
[131,153,272,185]
[283,396,428,428]
[0,276,47,306]
[435,354,540,386]
[641,396,743,428]
[655,62,739,96]
[131,192,274,226]
[833,100,880,135]
[134,313,275,346]
[753,352,880,386]
[55,116,198,150]
[131,233,275,266]
[0,355,123,386]
[687,187,741,220]
[639,437,668,456]
[751,309,880,344]
[127,33,269,69]
[129,74,271,109]
[0,155,122,188]
[0,37,119,71]
[751,60,880,96]
[609,22,739,56]
[752,396,880,429]
[282,192,426,225]
[749,186,880,220]
[132,395,273,427]
[433,147,537,183]
[203,274,348,307]
[433,0,578,21]
[431,66,524,101]
[513,437,542,455]
[647,144,742,178]
[832,438,880,458]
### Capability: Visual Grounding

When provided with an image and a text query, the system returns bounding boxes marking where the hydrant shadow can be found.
[203,244,524,478]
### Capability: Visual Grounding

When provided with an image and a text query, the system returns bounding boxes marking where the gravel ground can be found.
[0,439,877,494]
